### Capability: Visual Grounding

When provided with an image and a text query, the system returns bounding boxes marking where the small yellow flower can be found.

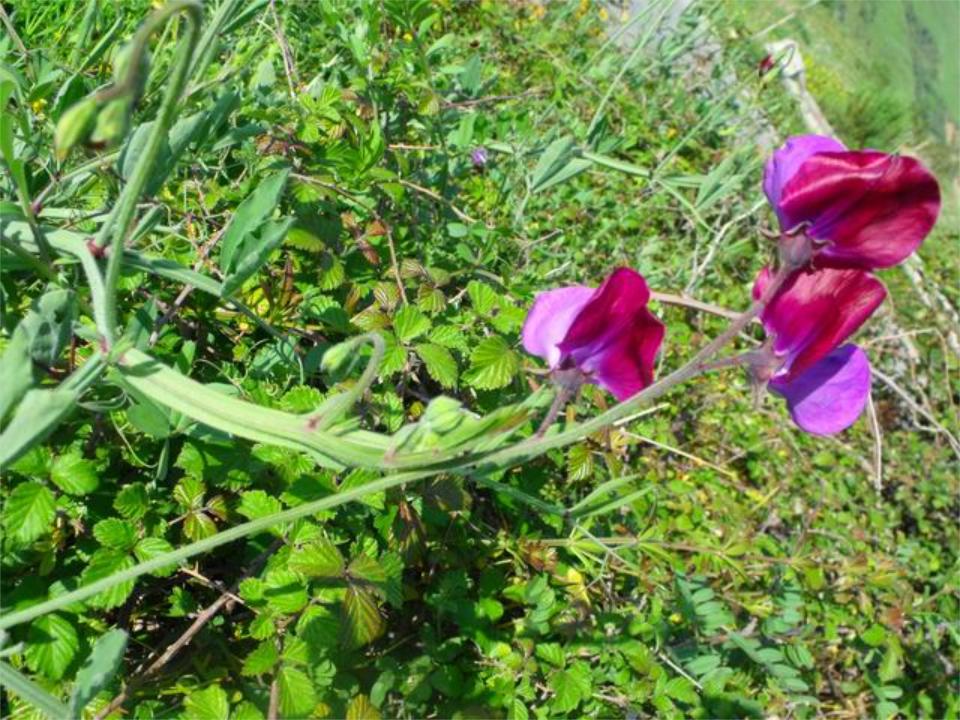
[30,98,47,116]
[598,7,608,21]
[402,32,413,42]
[666,127,677,139]
[531,4,546,20]
[669,612,683,624]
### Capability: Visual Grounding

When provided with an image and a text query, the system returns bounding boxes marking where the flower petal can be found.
[754,266,886,379]
[778,151,940,269]
[763,134,846,220]
[558,268,664,400]
[769,344,871,435]
[521,285,594,368]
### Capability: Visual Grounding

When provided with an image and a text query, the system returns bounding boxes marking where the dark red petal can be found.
[778,151,940,269]
[755,266,886,379]
[558,267,664,399]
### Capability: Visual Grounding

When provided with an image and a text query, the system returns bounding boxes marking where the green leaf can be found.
[535,643,565,668]
[81,550,136,609]
[0,326,34,421]
[345,694,382,720]
[393,305,432,342]
[463,336,519,390]
[278,665,317,718]
[415,343,458,388]
[4,481,56,543]
[93,519,138,551]
[341,586,384,648]
[50,450,99,496]
[289,537,345,578]
[549,661,592,713]
[237,490,283,523]
[665,676,699,704]
[133,537,176,576]
[114,483,149,520]
[241,641,279,677]
[297,605,339,651]
[20,289,77,367]
[184,684,230,720]
[68,629,128,718]
[0,386,82,469]
[264,569,309,614]
[219,170,292,294]
[861,624,888,648]
[466,280,498,315]
[530,136,591,193]
[25,614,79,680]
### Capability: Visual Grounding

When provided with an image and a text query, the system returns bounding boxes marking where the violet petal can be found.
[763,134,846,222]
[769,344,871,435]
[521,285,594,368]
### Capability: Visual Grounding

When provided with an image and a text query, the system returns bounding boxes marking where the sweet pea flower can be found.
[751,266,886,434]
[763,134,940,270]
[470,146,489,169]
[522,268,664,401]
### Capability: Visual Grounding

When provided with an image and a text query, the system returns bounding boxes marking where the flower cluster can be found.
[522,134,940,436]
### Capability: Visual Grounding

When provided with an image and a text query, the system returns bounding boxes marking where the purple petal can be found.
[521,286,594,368]
[558,268,664,400]
[753,266,886,380]
[777,151,941,269]
[769,344,871,435]
[763,134,846,223]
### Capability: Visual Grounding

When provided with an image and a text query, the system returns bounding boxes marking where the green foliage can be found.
[0,0,956,719]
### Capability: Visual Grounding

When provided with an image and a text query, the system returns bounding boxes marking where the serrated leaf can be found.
[393,305,431,342]
[297,605,340,651]
[173,476,205,509]
[466,280,498,315]
[289,538,345,578]
[93,519,138,551]
[665,676,698,704]
[346,694,382,720]
[184,684,230,720]
[25,614,79,680]
[50,450,99,495]
[114,483,149,520]
[133,537,176,577]
[264,569,309,614]
[184,511,217,541]
[236,490,283,521]
[535,643,565,668]
[415,343,458,388]
[81,550,136,609]
[4,481,56,543]
[278,666,317,718]
[549,661,592,713]
[463,336,519,390]
[241,641,279,677]
[341,586,384,648]
[68,629,128,717]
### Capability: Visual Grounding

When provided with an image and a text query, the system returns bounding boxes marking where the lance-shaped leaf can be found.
[219,169,293,296]
[68,629,128,718]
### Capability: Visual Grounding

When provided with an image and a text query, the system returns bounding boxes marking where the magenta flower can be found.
[522,268,665,401]
[763,134,940,269]
[752,266,886,434]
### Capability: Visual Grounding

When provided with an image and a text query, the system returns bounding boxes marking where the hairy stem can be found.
[94,1,203,346]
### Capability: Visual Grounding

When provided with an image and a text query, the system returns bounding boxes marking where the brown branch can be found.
[95,540,282,719]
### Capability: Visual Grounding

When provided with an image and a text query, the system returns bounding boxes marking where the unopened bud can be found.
[89,97,133,148]
[54,97,98,161]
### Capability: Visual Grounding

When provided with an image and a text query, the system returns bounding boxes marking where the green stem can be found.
[0,661,70,720]
[94,1,203,346]
[0,469,430,632]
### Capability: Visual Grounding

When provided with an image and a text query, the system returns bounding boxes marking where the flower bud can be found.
[88,97,133,149]
[54,97,98,161]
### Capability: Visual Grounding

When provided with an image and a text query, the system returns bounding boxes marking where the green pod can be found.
[89,97,133,148]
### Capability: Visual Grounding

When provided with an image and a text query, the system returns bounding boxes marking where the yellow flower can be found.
[30,98,47,116]
[598,7,608,21]
[402,32,413,42]
[669,612,683,624]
